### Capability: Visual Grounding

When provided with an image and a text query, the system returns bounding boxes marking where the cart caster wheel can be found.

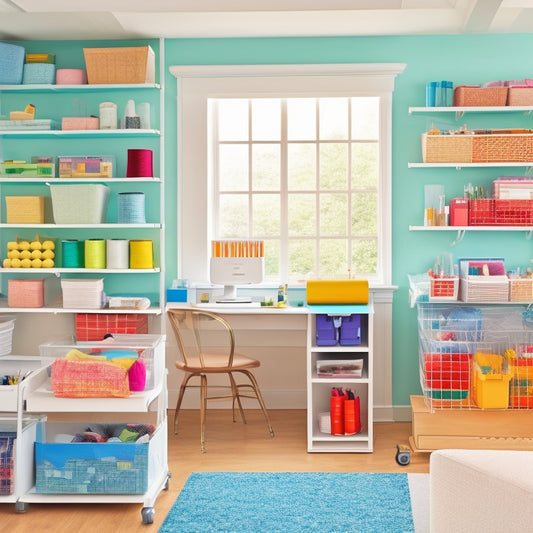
[141,507,155,524]
[15,501,28,513]
[396,444,411,466]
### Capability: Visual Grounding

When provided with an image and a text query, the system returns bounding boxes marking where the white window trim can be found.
[170,63,406,286]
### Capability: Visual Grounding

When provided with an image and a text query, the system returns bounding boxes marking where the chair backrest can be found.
[167,308,236,368]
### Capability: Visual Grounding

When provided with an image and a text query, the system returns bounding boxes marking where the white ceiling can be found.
[1,0,533,41]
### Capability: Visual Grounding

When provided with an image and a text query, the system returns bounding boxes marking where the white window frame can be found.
[170,63,405,286]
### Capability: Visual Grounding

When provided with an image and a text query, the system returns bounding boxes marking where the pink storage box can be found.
[61,117,99,130]
[8,279,44,308]
[55,69,87,85]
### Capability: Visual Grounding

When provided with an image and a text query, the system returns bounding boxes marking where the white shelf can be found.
[0,223,161,229]
[0,304,162,314]
[409,225,533,231]
[0,83,160,92]
[0,129,160,139]
[0,177,161,183]
[409,105,533,114]
[408,162,533,168]
[306,300,374,453]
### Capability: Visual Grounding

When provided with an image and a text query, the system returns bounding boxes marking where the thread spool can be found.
[84,239,106,269]
[127,149,153,178]
[106,239,129,269]
[118,192,146,223]
[129,239,153,269]
[62,239,84,268]
[137,102,151,129]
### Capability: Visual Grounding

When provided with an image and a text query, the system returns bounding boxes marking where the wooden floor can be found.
[1,410,429,532]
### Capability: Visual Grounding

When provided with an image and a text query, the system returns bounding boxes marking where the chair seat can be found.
[175,352,261,373]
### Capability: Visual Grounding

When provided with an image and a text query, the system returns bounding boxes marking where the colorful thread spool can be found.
[127,149,153,178]
[129,239,153,269]
[61,239,84,268]
[84,239,106,269]
[118,192,146,224]
[106,239,129,269]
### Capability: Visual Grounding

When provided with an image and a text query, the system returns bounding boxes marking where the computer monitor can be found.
[210,240,264,304]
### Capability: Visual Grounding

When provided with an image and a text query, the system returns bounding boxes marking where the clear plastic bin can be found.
[39,334,164,391]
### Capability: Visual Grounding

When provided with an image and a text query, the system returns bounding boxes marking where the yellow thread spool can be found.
[84,239,106,268]
[129,239,153,269]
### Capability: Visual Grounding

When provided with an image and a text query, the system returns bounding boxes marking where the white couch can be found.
[430,448,533,533]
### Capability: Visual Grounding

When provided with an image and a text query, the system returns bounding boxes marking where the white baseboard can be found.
[168,388,413,422]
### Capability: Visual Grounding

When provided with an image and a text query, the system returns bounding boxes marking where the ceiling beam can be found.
[462,0,504,32]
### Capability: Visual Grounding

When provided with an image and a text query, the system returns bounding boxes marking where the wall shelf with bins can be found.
[0,47,165,343]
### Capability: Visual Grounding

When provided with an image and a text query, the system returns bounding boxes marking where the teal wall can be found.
[8,33,533,407]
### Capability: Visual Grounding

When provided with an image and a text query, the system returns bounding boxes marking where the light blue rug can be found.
[159,472,427,533]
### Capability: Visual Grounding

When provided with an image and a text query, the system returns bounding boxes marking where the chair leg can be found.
[174,373,195,435]
[228,371,247,424]
[200,374,208,453]
[239,370,275,437]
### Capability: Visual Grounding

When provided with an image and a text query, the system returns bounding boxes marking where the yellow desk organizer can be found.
[306,279,369,305]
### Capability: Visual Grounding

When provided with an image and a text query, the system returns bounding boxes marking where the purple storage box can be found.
[316,314,340,346]
[339,314,362,345]
[0,43,25,84]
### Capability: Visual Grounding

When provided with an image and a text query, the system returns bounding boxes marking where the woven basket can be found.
[507,87,533,106]
[453,86,508,107]
[472,134,533,163]
[0,42,25,84]
[83,46,155,84]
[509,277,533,302]
[421,133,473,163]
[51,358,130,398]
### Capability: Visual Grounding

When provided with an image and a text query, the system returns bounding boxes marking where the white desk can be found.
[166,301,375,452]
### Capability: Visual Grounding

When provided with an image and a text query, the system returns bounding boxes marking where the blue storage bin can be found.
[0,43,25,84]
[22,62,56,84]
[339,314,362,345]
[35,422,150,494]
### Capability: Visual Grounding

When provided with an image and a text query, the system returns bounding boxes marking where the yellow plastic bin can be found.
[472,352,511,409]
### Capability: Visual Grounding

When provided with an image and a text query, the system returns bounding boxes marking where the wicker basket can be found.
[83,46,155,84]
[421,133,473,163]
[509,277,533,302]
[453,86,508,107]
[507,87,533,106]
[472,134,533,163]
[0,42,25,84]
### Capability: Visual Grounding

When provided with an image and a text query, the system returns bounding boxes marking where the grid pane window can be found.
[212,97,380,283]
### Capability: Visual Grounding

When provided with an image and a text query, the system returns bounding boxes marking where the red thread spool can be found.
[127,148,153,178]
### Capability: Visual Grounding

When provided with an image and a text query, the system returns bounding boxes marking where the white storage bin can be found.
[39,334,164,391]
[50,184,110,224]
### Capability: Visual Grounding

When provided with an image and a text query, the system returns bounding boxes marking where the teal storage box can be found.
[35,421,154,494]
[22,63,56,84]
[0,43,25,84]
[167,287,188,302]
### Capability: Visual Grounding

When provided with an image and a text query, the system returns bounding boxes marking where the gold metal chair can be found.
[167,308,274,452]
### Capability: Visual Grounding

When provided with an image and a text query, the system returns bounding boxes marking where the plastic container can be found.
[50,184,110,224]
[0,43,25,84]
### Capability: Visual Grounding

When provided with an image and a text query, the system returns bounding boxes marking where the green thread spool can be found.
[84,239,106,268]
[61,239,84,268]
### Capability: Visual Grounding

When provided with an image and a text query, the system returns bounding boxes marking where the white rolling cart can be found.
[0,356,49,511]
[15,334,169,525]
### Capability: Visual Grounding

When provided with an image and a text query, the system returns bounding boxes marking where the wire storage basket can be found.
[416,304,533,410]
